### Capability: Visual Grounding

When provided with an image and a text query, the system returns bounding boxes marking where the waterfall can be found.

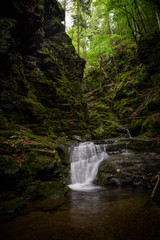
[68,142,107,191]
[126,128,132,138]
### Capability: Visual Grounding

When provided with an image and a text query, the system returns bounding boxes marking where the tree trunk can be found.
[62,0,67,31]
[98,45,103,92]
[77,0,80,55]
[133,0,147,35]
[128,3,142,36]
[151,175,160,201]
[126,12,138,43]
[106,5,119,81]
[156,10,160,30]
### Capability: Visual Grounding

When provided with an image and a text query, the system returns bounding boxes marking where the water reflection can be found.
[1,187,160,240]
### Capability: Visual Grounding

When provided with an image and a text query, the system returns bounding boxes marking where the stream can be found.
[0,141,160,240]
[0,188,160,240]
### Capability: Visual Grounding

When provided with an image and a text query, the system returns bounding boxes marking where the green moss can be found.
[17,149,60,180]
[23,180,69,200]
[0,114,7,124]
[128,137,160,153]
[96,161,116,185]
[23,97,46,117]
[0,155,19,174]
[129,119,144,135]
[37,180,69,198]
[0,197,26,214]
[141,114,160,136]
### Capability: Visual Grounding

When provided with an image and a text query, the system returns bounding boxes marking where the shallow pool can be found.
[0,187,160,240]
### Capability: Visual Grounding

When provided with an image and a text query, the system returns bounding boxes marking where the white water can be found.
[68,142,108,191]
[126,128,132,138]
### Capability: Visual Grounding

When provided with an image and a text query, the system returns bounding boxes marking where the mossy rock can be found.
[128,137,160,153]
[0,197,26,215]
[141,115,160,137]
[129,119,144,136]
[22,180,70,200]
[0,124,71,197]
[16,149,61,186]
[0,114,7,124]
[96,150,160,188]
[0,142,14,155]
[23,97,46,120]
[96,160,117,186]
[106,141,128,152]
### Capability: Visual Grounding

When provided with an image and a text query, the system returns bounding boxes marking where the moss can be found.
[145,91,160,112]
[141,114,160,136]
[0,2,87,138]
[17,149,60,180]
[128,137,160,153]
[0,142,15,155]
[106,141,127,152]
[0,114,7,124]
[96,161,116,185]
[129,119,144,136]
[23,97,46,118]
[22,131,55,149]
[114,98,134,120]
[23,180,69,200]
[0,155,19,174]
[37,180,69,198]
[0,197,26,215]
[0,124,71,201]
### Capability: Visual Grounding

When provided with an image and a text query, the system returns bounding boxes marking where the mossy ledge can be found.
[0,123,72,214]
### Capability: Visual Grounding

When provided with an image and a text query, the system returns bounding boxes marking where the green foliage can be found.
[68,0,160,68]
[0,114,7,124]
[38,0,45,4]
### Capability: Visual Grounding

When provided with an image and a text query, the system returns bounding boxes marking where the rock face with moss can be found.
[0,123,71,214]
[95,138,160,188]
[83,69,128,139]
[0,0,89,213]
[111,35,160,138]
[0,0,88,137]
[84,32,160,139]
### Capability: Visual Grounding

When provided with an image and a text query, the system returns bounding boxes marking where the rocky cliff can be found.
[0,0,88,137]
[0,0,89,214]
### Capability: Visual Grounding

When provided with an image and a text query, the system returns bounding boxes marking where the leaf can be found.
[10,135,18,139]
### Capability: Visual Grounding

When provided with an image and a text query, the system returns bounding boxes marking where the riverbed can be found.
[0,187,160,240]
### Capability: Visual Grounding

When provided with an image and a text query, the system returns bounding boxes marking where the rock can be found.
[128,137,160,153]
[106,141,128,152]
[22,180,70,201]
[0,125,71,208]
[0,197,26,215]
[43,19,65,37]
[0,0,88,137]
[37,162,61,181]
[44,0,65,21]
[96,149,160,188]
[138,32,160,75]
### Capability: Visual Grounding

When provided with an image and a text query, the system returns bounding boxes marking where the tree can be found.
[68,0,92,55]
[68,0,160,68]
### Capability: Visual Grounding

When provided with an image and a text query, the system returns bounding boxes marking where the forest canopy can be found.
[59,0,160,67]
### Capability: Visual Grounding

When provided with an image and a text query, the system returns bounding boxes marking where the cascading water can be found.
[68,142,108,191]
[126,128,132,138]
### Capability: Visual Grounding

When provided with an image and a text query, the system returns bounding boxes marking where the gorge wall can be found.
[0,0,88,137]
[0,0,90,213]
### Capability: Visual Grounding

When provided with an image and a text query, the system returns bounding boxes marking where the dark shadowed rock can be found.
[0,0,88,137]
